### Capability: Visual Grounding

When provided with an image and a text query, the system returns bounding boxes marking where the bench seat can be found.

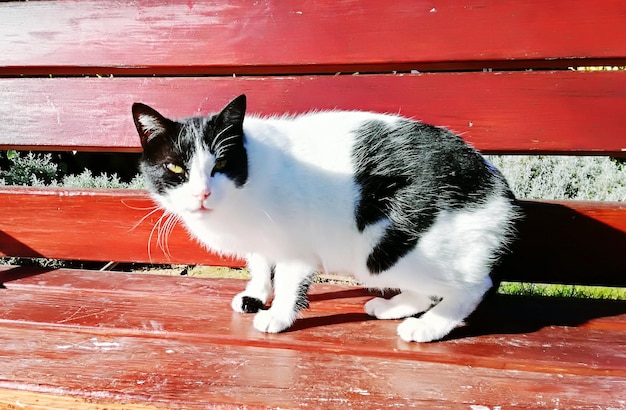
[1,266,625,409]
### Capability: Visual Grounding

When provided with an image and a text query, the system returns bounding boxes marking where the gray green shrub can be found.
[1,151,145,189]
[486,155,625,201]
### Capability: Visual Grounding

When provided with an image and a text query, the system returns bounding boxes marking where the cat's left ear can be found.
[215,94,247,131]
[132,103,173,149]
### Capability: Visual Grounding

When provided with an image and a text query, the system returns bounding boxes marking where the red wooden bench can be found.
[1,1,625,408]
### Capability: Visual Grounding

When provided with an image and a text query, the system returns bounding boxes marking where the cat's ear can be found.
[215,94,247,131]
[132,103,173,149]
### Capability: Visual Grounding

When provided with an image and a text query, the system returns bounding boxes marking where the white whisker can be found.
[121,199,158,212]
[146,210,179,263]
[215,143,236,158]
[211,124,234,151]
[262,209,274,223]
[214,134,239,149]
[147,211,166,263]
[129,206,162,233]
[158,213,181,258]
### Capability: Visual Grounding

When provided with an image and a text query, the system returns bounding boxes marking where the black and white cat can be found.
[132,95,519,342]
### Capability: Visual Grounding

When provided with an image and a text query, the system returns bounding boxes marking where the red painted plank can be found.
[0,188,625,285]
[1,71,626,155]
[1,1,626,75]
[3,267,625,333]
[0,271,624,378]
[0,271,624,408]
[498,200,626,286]
[2,325,623,409]
[0,187,242,267]
[3,264,625,328]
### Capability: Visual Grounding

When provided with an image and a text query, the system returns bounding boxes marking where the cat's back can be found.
[243,110,401,173]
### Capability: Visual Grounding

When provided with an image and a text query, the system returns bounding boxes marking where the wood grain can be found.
[1,0,626,75]
[0,388,161,410]
[2,72,626,155]
[0,268,624,408]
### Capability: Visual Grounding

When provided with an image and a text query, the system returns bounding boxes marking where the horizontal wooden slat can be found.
[1,0,626,75]
[0,188,624,286]
[0,187,242,267]
[2,325,622,409]
[498,200,626,286]
[2,71,626,155]
[0,269,624,408]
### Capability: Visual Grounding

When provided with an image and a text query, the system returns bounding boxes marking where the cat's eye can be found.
[214,159,227,171]
[165,163,185,175]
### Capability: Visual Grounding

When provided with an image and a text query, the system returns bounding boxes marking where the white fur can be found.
[153,111,516,342]
[137,114,166,139]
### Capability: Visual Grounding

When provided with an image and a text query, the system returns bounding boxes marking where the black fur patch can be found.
[294,275,314,312]
[241,296,266,313]
[366,228,418,274]
[352,119,506,274]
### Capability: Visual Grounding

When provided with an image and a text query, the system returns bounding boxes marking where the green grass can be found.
[498,282,626,300]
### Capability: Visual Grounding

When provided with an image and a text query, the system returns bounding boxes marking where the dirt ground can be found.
[130,264,358,285]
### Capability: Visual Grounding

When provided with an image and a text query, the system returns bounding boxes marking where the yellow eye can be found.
[166,163,185,174]
[214,159,227,171]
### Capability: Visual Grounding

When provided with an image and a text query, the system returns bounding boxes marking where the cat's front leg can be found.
[231,253,273,314]
[253,261,314,333]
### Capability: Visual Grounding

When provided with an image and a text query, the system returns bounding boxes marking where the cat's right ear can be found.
[132,103,172,149]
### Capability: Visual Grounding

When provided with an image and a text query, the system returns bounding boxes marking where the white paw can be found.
[397,317,452,343]
[231,292,266,313]
[253,310,294,333]
[364,295,432,320]
[364,297,398,319]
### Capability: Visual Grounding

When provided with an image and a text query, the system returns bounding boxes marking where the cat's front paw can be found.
[397,317,452,343]
[231,292,266,313]
[253,310,294,333]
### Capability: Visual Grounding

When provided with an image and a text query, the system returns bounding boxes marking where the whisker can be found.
[147,211,167,263]
[211,124,234,151]
[158,213,180,259]
[214,134,239,148]
[121,199,158,212]
[129,206,162,233]
[215,143,236,158]
[262,209,275,223]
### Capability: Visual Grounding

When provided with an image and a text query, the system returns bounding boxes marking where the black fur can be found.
[241,296,266,313]
[294,275,314,312]
[352,119,509,274]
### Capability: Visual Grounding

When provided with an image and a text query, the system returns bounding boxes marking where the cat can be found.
[132,94,519,342]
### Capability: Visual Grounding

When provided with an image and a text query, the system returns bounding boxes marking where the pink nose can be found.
[193,189,211,200]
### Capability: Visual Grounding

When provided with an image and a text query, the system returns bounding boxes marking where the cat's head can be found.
[132,94,248,216]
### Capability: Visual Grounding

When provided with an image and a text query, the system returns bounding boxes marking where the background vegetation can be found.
[0,150,143,188]
[2,150,624,201]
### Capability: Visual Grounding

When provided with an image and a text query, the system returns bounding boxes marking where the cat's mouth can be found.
[186,203,212,214]
[195,205,212,213]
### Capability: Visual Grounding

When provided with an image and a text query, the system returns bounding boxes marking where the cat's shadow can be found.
[447,293,625,341]
[291,289,626,341]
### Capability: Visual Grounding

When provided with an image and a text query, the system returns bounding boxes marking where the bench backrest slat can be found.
[1,72,626,155]
[0,187,238,267]
[0,187,624,287]
[2,1,626,75]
